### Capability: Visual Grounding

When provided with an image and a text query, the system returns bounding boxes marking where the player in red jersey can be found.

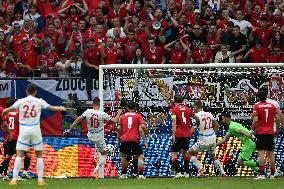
[251,90,281,179]
[117,101,150,179]
[0,103,9,180]
[1,99,32,179]
[170,96,200,178]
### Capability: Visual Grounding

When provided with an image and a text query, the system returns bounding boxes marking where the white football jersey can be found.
[267,98,280,131]
[81,109,111,134]
[11,95,50,129]
[266,98,280,109]
[195,111,216,137]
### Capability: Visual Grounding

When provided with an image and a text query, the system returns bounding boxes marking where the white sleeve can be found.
[11,99,22,109]
[40,99,50,109]
[103,113,111,121]
[246,21,252,28]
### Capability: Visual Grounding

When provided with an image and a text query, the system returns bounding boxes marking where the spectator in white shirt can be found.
[55,54,71,77]
[214,44,235,63]
[23,4,41,21]
[106,17,126,38]
[229,10,254,36]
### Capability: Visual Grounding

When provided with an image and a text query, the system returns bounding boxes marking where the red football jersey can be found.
[7,109,19,140]
[253,102,279,134]
[170,105,194,137]
[119,112,143,142]
[0,106,8,144]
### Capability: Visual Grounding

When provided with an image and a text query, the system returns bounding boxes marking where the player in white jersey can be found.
[2,84,66,186]
[66,97,122,178]
[187,100,225,177]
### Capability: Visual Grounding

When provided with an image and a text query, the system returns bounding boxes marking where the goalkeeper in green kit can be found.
[216,113,259,172]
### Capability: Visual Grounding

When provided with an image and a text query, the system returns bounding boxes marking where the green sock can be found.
[244,160,259,171]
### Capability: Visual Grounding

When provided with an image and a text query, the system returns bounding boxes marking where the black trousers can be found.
[82,65,99,100]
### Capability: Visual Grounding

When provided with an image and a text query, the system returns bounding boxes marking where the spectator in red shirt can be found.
[107,0,127,22]
[7,23,29,56]
[249,4,262,28]
[268,48,284,63]
[164,39,187,64]
[58,4,87,31]
[148,8,169,37]
[83,38,104,100]
[121,30,141,64]
[249,16,273,48]
[191,42,213,64]
[144,38,166,64]
[0,15,11,34]
[103,37,121,65]
[216,9,229,29]
[38,45,59,77]
[2,51,19,77]
[244,39,268,63]
[17,37,40,77]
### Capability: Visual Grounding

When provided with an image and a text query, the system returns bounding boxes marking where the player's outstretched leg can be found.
[209,152,226,176]
[22,153,31,179]
[94,151,107,179]
[187,148,204,177]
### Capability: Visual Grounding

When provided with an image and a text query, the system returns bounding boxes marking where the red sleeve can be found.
[253,104,259,116]
[170,108,177,116]
[189,108,195,118]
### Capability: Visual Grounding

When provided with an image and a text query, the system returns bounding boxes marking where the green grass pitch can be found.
[1,177,284,189]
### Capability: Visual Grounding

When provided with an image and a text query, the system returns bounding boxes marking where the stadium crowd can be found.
[0,0,283,95]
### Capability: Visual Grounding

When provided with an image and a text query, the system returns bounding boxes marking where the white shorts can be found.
[191,135,216,153]
[17,131,43,151]
[87,131,107,153]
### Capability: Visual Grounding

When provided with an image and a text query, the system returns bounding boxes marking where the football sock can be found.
[259,165,265,175]
[37,158,44,181]
[95,155,106,178]
[183,157,190,174]
[133,159,138,175]
[24,156,31,171]
[244,160,259,171]
[138,166,144,176]
[270,166,275,175]
[172,158,180,173]
[190,156,202,170]
[122,161,127,175]
[214,160,225,175]
[12,157,22,180]
[3,157,11,176]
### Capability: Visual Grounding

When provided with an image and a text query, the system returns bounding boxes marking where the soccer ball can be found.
[107,144,115,155]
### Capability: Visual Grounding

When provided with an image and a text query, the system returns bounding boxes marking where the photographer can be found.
[2,51,19,77]
[69,56,82,77]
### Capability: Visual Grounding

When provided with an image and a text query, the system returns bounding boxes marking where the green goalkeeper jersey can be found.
[227,121,253,144]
